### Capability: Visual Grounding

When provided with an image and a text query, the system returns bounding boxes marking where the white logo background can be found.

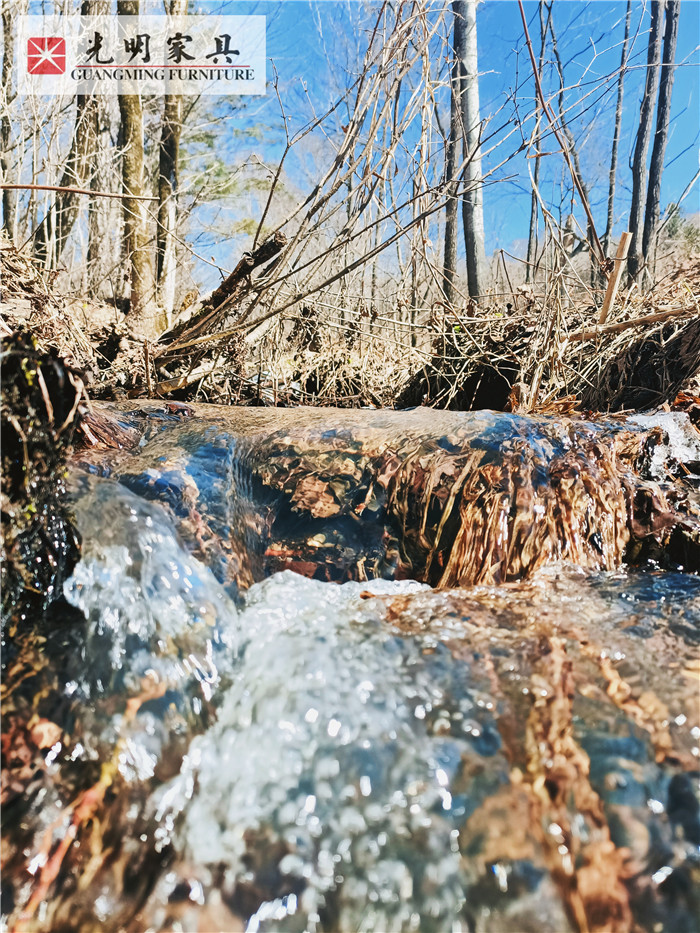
[18,14,266,96]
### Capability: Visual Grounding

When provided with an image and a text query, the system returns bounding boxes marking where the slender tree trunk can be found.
[117,0,156,334]
[33,93,98,266]
[156,93,183,320]
[33,0,106,267]
[604,0,632,257]
[410,169,419,348]
[86,96,104,294]
[1,0,17,238]
[157,0,187,321]
[456,0,486,301]
[627,0,663,281]
[642,0,680,271]
[526,1,549,284]
[443,2,462,306]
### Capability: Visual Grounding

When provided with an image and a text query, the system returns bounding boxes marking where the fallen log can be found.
[156,231,287,360]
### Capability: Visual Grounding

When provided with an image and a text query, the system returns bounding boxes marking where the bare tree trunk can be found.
[86,98,104,294]
[117,0,156,335]
[642,0,680,271]
[156,0,186,322]
[410,169,419,348]
[456,0,486,301]
[33,1,106,267]
[442,2,462,306]
[156,94,183,321]
[1,0,17,239]
[526,1,549,284]
[627,0,663,281]
[603,0,632,257]
[33,94,99,267]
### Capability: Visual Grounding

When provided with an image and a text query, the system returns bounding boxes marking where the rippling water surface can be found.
[3,408,699,932]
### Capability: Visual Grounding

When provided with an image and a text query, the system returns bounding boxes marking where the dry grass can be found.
[3,230,699,412]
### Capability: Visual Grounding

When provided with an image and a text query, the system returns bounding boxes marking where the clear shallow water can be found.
[64,481,485,931]
[4,407,700,932]
[38,478,696,932]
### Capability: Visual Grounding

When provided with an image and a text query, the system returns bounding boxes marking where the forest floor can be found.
[1,233,700,415]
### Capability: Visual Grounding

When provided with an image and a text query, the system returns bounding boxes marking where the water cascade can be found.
[2,404,699,932]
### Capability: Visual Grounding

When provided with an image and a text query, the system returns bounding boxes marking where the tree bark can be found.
[455,0,486,301]
[117,0,157,335]
[627,0,663,281]
[603,0,632,258]
[642,0,680,270]
[526,1,549,283]
[32,1,105,268]
[156,0,187,322]
[442,2,463,307]
[1,0,17,239]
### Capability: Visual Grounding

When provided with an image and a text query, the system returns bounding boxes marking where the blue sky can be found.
[22,1,693,286]
[177,0,699,289]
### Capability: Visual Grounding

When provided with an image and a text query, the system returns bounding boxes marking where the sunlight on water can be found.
[64,482,493,931]
[157,571,490,933]
[46,461,698,933]
[631,411,700,479]
[64,479,239,766]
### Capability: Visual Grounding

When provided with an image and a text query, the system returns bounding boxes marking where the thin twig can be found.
[516,0,606,269]
[568,305,694,342]
[0,183,157,201]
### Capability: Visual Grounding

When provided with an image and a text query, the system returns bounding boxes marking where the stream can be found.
[2,404,700,932]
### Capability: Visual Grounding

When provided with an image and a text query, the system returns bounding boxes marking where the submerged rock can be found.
[80,403,700,591]
[5,551,698,932]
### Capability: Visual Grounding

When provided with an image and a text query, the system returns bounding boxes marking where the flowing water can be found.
[2,406,699,932]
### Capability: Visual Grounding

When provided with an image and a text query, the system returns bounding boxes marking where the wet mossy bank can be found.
[1,332,85,624]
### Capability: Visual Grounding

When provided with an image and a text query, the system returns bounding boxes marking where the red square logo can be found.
[27,37,66,75]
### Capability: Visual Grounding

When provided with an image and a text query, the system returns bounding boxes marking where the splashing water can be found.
[156,570,496,933]
[4,408,699,933]
[64,480,497,931]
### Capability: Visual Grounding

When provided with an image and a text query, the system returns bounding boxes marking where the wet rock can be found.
[80,404,700,592]
[1,332,85,622]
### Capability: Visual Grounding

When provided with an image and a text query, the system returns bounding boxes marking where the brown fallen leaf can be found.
[290,475,340,518]
[29,719,62,750]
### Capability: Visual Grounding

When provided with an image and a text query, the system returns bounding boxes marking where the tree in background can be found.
[627,0,663,281]
[525,1,549,284]
[442,1,462,308]
[1,0,17,239]
[30,1,108,270]
[456,0,486,301]
[33,86,99,266]
[117,0,157,334]
[603,0,632,259]
[157,0,187,321]
[443,0,486,305]
[642,0,680,271]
